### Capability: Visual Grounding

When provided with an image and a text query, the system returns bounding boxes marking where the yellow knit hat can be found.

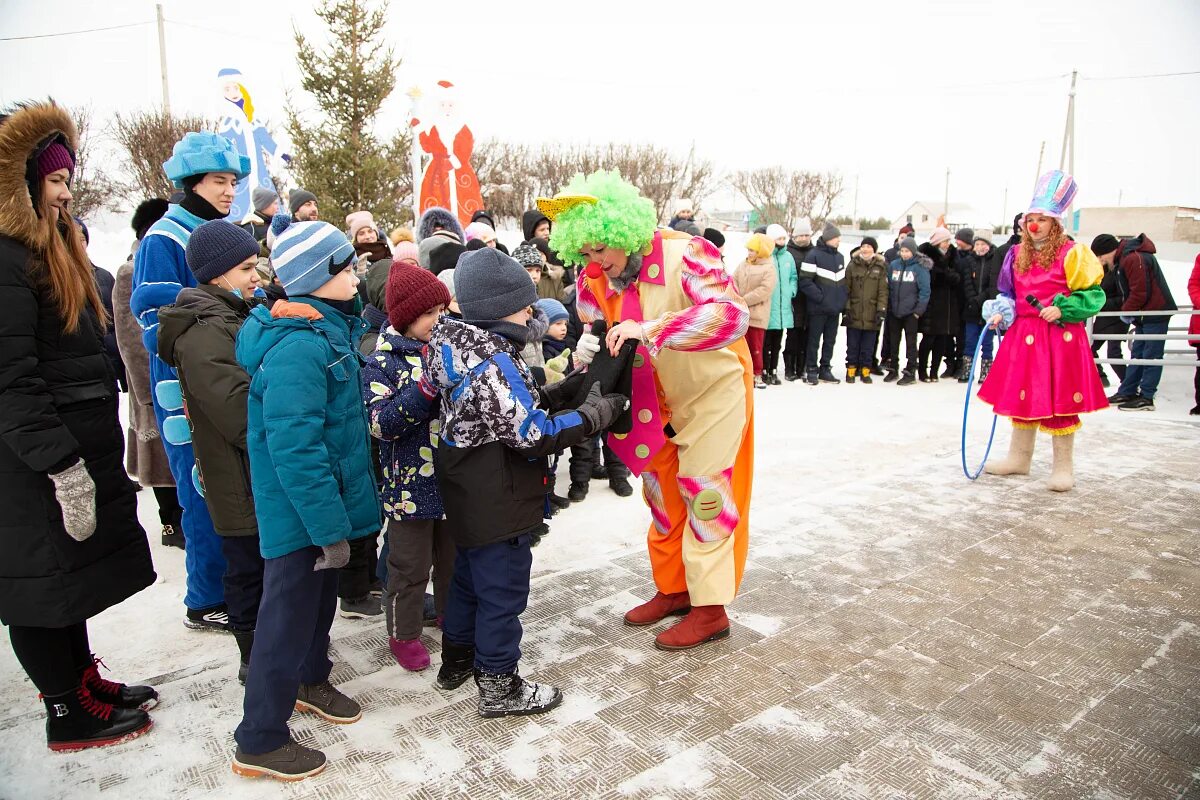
[745,233,774,260]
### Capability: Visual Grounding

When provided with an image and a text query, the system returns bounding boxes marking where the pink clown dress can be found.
[977,241,1109,423]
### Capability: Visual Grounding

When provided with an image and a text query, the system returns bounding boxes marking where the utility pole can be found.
[852,174,859,225]
[1117,188,1123,207]
[156,4,170,114]
[1002,185,1008,230]
[943,168,950,218]
[1035,140,1045,183]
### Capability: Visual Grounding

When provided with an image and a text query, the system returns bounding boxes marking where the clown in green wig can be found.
[541,170,658,268]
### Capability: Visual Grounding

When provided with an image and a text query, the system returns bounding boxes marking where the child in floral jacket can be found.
[360,264,454,671]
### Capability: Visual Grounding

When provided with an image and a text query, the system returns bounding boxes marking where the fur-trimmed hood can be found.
[416,206,465,243]
[0,101,77,250]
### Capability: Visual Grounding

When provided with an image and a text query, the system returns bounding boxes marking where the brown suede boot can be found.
[654,606,730,650]
[623,591,691,627]
[1046,432,1075,492]
[984,425,1036,476]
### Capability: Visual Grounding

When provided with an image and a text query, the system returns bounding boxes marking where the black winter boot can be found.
[590,461,608,481]
[567,481,589,503]
[957,357,973,384]
[548,493,571,511]
[609,475,633,497]
[43,686,152,752]
[475,669,563,718]
[818,367,841,384]
[883,370,899,383]
[898,370,916,386]
[80,656,158,711]
[980,359,993,381]
[234,631,254,685]
[436,640,476,690]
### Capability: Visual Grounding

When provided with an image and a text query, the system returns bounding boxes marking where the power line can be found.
[0,21,151,42]
[1082,69,1200,81]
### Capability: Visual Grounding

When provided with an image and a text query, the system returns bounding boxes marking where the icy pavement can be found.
[1,366,1198,800]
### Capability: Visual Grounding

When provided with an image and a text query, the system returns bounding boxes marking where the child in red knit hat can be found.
[360,264,454,671]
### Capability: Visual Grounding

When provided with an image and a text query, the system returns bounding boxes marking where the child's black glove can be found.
[577,384,630,435]
[539,369,588,412]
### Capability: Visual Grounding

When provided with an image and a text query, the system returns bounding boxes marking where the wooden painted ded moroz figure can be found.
[978,170,1108,492]
[539,170,754,651]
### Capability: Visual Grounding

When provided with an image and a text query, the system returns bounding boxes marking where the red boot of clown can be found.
[623,591,691,627]
[654,605,730,650]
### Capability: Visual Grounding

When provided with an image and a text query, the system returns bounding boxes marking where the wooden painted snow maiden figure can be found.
[217,68,290,225]
[539,170,754,651]
[978,170,1107,491]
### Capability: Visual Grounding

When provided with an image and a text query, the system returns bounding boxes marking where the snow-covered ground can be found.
[0,214,1195,798]
[1,332,1198,797]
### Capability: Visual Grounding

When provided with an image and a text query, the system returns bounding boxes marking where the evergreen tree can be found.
[287,0,412,228]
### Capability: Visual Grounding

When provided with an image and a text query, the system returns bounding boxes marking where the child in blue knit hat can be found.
[230,215,381,782]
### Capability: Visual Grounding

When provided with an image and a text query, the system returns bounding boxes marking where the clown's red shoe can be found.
[654,605,730,650]
[623,591,691,627]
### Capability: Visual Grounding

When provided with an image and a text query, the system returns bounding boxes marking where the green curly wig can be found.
[548,170,658,267]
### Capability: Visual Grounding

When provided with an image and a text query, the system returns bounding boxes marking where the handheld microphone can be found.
[1025,294,1065,328]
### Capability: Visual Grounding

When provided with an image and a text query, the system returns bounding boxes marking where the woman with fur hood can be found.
[0,101,157,751]
[917,229,962,381]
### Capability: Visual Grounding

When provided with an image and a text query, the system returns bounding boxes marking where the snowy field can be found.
[0,338,1198,798]
[0,216,1196,798]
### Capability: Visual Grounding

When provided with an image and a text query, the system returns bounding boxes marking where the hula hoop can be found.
[961,327,1002,480]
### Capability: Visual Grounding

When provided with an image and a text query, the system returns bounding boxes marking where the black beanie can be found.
[1090,234,1120,257]
[702,227,725,249]
[132,198,169,240]
[860,236,879,253]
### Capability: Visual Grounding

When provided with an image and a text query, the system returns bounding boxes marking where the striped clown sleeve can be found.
[640,237,749,356]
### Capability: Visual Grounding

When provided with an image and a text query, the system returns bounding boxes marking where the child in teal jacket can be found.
[231,214,381,782]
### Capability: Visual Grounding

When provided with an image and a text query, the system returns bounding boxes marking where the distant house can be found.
[891,201,996,236]
[1077,206,1200,245]
[706,208,755,232]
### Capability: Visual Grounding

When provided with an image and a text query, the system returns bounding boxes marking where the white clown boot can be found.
[985,424,1036,476]
[1046,432,1075,492]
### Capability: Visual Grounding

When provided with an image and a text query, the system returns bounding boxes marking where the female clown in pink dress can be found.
[978,171,1107,491]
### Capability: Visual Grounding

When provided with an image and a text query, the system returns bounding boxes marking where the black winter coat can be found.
[786,241,812,326]
[0,235,155,627]
[798,241,847,316]
[0,102,154,627]
[92,264,126,391]
[917,243,962,335]
[958,243,998,323]
[157,286,259,537]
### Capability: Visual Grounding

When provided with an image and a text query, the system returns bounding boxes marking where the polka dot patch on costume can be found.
[1025,334,1035,345]
[635,444,650,459]
[1020,390,1027,400]
[691,489,723,522]
[637,409,653,424]
[1063,331,1073,342]
[647,264,661,279]
[633,354,645,368]
[612,432,627,440]
[1073,392,1083,403]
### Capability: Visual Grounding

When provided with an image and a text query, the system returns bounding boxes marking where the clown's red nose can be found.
[584,262,603,279]
[1027,221,1040,234]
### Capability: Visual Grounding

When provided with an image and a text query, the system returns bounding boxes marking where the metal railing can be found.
[1089,306,1197,367]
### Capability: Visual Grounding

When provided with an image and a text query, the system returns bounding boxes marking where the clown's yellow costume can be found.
[541,172,753,650]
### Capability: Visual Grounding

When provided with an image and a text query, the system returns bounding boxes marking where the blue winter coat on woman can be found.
[766,246,797,330]
[235,297,381,559]
[360,325,444,521]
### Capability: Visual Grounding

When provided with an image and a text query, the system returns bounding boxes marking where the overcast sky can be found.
[3,0,1198,223]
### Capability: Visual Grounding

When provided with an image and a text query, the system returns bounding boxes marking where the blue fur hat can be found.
[535,298,568,325]
[271,214,357,298]
[416,206,465,243]
[163,132,251,188]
